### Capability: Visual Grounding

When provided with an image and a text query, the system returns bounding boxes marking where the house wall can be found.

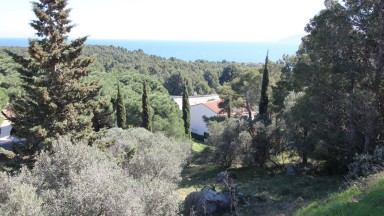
[190,104,217,136]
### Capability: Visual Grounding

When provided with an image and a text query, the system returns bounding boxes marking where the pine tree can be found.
[142,81,152,132]
[259,52,270,121]
[5,0,100,146]
[116,83,127,129]
[182,83,191,138]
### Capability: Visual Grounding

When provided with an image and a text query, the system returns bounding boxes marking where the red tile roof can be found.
[202,100,224,114]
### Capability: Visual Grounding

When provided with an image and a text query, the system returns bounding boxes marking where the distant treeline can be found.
[1,45,268,96]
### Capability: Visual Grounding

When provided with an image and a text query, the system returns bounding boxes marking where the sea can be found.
[0,38,300,63]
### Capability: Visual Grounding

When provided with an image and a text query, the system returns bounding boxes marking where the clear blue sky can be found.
[0,0,325,42]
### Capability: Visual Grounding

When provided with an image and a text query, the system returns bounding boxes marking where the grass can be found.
[178,142,345,215]
[191,141,210,153]
[295,172,384,216]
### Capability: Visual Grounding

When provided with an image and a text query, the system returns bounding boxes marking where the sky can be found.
[0,0,325,42]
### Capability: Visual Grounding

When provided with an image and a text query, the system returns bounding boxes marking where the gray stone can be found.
[184,190,231,215]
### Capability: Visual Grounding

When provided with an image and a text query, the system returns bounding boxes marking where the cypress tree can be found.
[5,0,100,146]
[227,98,232,119]
[142,81,152,132]
[116,83,127,129]
[182,83,191,138]
[259,52,270,119]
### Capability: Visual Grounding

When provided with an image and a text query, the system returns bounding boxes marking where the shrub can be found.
[0,128,191,216]
[0,172,43,216]
[347,146,384,179]
[207,119,252,168]
[94,127,191,181]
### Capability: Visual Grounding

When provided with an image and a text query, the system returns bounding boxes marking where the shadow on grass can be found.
[179,142,346,215]
[179,162,345,215]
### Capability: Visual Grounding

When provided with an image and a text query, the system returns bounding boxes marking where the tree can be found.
[163,72,192,95]
[92,97,114,132]
[279,1,384,171]
[116,83,127,129]
[5,0,100,147]
[230,69,261,131]
[219,65,238,85]
[182,82,191,138]
[217,83,236,118]
[207,119,251,168]
[259,53,269,121]
[142,81,152,132]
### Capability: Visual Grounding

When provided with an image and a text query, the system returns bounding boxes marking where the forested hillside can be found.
[1,45,267,95]
[2,0,384,215]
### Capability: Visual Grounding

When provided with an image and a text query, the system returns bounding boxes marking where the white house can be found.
[171,94,220,108]
[171,95,224,137]
[190,100,223,136]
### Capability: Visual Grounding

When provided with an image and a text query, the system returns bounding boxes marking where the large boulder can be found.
[184,190,231,215]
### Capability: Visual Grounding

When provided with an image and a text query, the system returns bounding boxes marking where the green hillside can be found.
[295,172,384,216]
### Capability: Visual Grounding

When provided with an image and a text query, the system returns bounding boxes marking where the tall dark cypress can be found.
[259,52,270,117]
[116,83,127,129]
[5,0,100,146]
[182,83,191,138]
[142,81,152,132]
[227,98,232,119]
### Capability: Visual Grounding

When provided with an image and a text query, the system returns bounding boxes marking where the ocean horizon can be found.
[0,38,300,63]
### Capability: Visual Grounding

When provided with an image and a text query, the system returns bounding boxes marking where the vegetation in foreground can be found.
[178,142,344,215]
[0,128,190,216]
[1,0,384,215]
[296,172,384,216]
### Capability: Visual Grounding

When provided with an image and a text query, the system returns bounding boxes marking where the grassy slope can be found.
[295,172,384,216]
[178,141,344,215]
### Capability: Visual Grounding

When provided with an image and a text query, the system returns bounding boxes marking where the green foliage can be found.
[5,0,100,147]
[116,83,127,129]
[0,128,191,216]
[217,83,236,118]
[142,81,152,131]
[89,70,184,138]
[295,172,384,216]
[0,148,16,160]
[267,0,384,171]
[179,162,344,215]
[207,119,252,168]
[259,53,270,121]
[0,87,7,110]
[219,65,238,85]
[203,70,219,90]
[91,97,114,132]
[164,72,193,95]
[347,146,384,179]
[182,83,191,138]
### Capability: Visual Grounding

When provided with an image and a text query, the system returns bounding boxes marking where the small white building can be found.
[171,95,224,137]
[190,100,223,136]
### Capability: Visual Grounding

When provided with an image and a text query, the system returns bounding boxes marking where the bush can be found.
[0,172,43,216]
[347,146,384,179]
[0,128,191,216]
[94,127,191,182]
[207,119,252,168]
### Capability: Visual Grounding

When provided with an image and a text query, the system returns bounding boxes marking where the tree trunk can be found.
[245,99,253,131]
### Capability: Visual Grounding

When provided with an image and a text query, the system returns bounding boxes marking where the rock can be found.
[184,190,231,216]
[287,163,316,176]
[287,164,297,176]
